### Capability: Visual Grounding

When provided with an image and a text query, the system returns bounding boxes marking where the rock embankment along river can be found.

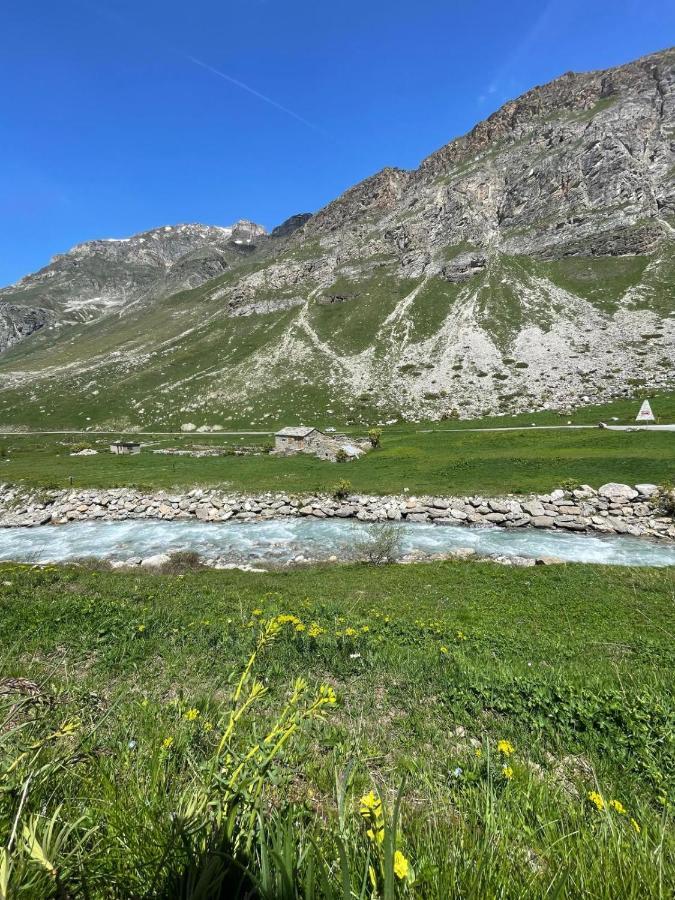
[1,482,673,541]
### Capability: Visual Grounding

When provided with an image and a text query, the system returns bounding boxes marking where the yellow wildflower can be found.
[203,720,214,732]
[502,765,514,780]
[456,630,467,640]
[137,624,146,632]
[161,736,174,750]
[475,748,482,757]
[497,740,515,756]
[252,608,263,616]
[361,625,370,632]
[609,799,626,815]
[440,645,449,655]
[359,790,382,818]
[51,719,80,739]
[344,627,358,637]
[295,623,306,632]
[319,685,337,705]
[630,818,641,834]
[184,707,200,722]
[587,790,604,811]
[308,623,325,638]
[393,850,410,880]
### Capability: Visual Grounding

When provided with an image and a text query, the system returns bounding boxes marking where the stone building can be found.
[273,427,368,462]
[110,441,141,455]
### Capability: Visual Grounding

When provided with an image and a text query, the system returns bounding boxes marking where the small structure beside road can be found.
[110,441,141,456]
[273,426,369,462]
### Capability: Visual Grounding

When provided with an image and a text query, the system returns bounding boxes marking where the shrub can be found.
[158,550,205,574]
[354,523,403,565]
[560,477,582,492]
[652,480,675,518]
[440,408,460,421]
[261,440,275,454]
[332,479,352,500]
[368,427,382,448]
[335,448,349,463]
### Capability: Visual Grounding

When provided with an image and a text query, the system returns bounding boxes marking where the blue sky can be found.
[1,0,673,284]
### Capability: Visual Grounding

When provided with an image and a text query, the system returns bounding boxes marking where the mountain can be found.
[0,48,673,429]
[0,220,270,352]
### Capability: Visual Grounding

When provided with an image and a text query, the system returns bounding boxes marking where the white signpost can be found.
[636,400,655,423]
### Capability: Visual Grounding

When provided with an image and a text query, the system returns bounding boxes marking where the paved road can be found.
[1,425,672,437]
[0,430,274,437]
[417,423,675,433]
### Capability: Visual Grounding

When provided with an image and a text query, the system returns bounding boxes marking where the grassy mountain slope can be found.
[0,49,673,429]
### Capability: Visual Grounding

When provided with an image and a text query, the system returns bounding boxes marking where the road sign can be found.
[636,400,655,422]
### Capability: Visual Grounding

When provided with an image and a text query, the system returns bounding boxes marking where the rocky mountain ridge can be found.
[0,48,672,427]
[0,220,269,351]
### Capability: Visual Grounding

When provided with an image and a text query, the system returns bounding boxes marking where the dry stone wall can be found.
[0,483,672,540]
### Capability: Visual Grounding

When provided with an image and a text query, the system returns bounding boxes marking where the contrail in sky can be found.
[76,1,323,134]
[183,53,322,132]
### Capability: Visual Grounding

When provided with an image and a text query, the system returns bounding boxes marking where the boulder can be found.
[522,499,545,517]
[635,483,658,498]
[140,553,171,568]
[531,516,555,528]
[598,483,638,502]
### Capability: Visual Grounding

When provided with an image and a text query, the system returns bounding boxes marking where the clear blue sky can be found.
[1,0,673,284]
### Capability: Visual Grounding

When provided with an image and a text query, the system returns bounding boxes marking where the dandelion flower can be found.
[393,850,410,880]
[162,736,174,750]
[502,765,514,780]
[587,790,604,811]
[497,740,515,756]
[609,799,626,815]
[184,707,200,722]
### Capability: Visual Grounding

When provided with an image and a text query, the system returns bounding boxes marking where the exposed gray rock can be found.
[598,483,639,502]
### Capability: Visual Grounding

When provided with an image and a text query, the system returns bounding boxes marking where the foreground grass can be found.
[1,420,674,496]
[1,560,674,896]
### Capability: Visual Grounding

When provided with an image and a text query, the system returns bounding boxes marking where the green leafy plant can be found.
[368,428,383,449]
[652,480,675,518]
[354,523,403,565]
[332,479,352,500]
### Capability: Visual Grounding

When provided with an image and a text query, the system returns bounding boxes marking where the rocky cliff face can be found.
[0,221,268,350]
[0,48,672,427]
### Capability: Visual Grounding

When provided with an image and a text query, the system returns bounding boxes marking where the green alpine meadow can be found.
[1,560,674,897]
[0,26,674,900]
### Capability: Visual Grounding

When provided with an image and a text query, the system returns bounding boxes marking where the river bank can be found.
[1,481,673,541]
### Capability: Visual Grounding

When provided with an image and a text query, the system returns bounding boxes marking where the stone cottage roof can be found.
[275,426,317,438]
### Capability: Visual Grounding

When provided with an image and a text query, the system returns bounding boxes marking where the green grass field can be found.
[1,406,673,496]
[1,560,673,897]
